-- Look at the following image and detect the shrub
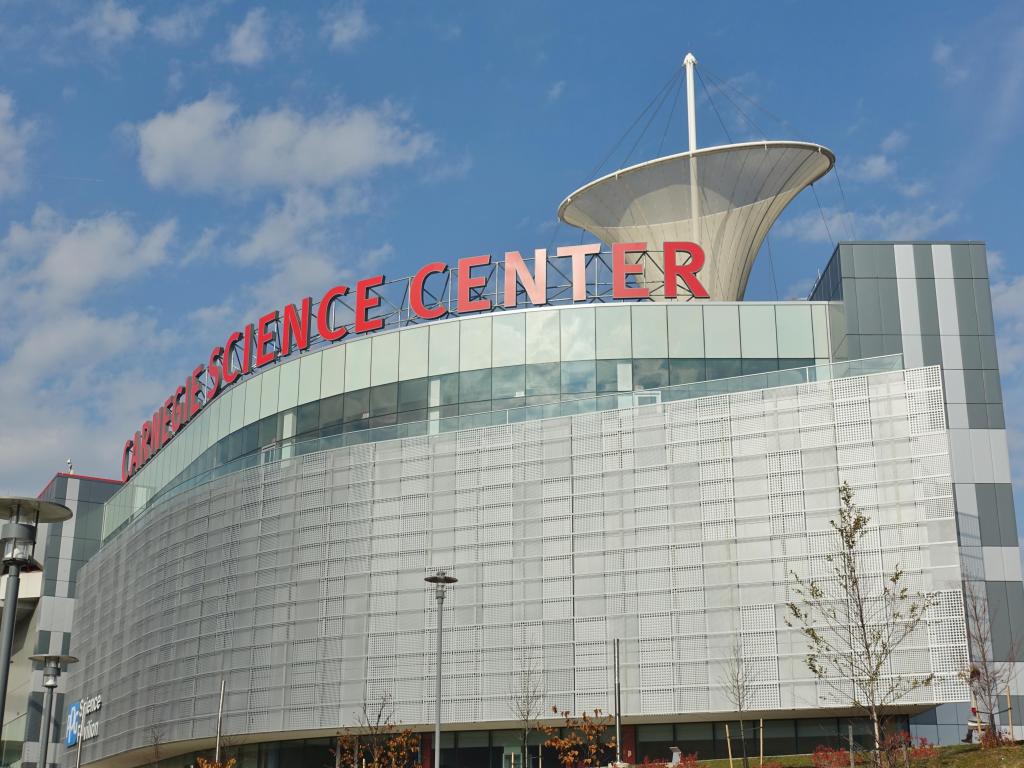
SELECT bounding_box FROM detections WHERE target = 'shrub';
[812,744,851,768]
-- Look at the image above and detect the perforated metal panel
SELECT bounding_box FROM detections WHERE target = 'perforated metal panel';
[67,366,966,763]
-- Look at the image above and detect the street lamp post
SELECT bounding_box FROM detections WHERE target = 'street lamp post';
[424,571,457,768]
[28,654,77,768]
[0,498,72,748]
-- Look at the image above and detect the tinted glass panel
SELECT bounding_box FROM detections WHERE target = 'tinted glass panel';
[343,389,370,423]
[398,379,428,412]
[561,360,596,394]
[670,358,706,385]
[633,358,668,389]
[460,370,491,402]
[492,365,526,399]
[319,394,343,428]
[526,363,560,396]
[369,382,398,417]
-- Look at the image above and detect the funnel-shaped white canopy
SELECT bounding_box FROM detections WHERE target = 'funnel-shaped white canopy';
[558,141,835,301]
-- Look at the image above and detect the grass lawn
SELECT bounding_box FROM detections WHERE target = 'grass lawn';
[692,743,1024,766]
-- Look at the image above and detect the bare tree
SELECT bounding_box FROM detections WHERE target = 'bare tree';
[329,695,421,768]
[786,482,936,767]
[147,724,164,768]
[719,637,752,768]
[508,648,546,768]
[961,579,1020,745]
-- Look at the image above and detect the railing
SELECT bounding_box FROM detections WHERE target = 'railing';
[115,354,904,537]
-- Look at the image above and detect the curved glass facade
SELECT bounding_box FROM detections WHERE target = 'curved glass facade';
[104,302,832,538]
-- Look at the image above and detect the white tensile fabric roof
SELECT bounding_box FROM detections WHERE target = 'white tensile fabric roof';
[557,141,835,301]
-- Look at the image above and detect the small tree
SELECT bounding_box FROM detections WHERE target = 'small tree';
[961,579,1020,746]
[719,637,753,768]
[541,707,615,768]
[147,724,164,768]
[508,648,546,768]
[197,758,237,768]
[786,482,936,766]
[329,695,421,768]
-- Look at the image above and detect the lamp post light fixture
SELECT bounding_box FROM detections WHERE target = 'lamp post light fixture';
[424,570,457,768]
[0,498,72,747]
[28,653,77,768]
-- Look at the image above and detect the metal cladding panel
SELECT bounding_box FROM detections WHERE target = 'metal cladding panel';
[68,366,967,763]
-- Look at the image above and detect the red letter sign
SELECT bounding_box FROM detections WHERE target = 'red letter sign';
[663,241,709,299]
[317,285,350,342]
[255,311,278,367]
[457,255,492,313]
[612,242,649,299]
[410,262,448,320]
[355,275,385,333]
[556,244,599,301]
[281,298,312,355]
[503,249,547,308]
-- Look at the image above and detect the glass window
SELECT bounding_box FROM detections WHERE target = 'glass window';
[256,413,276,446]
[631,305,668,357]
[740,305,778,357]
[398,326,429,380]
[343,389,370,423]
[320,344,346,397]
[706,358,743,380]
[369,382,398,417]
[811,304,831,359]
[319,394,343,429]
[398,378,428,412]
[492,365,526,399]
[459,317,492,370]
[670,358,706,385]
[526,363,560,396]
[633,359,668,390]
[525,310,560,363]
[561,360,596,394]
[298,353,322,405]
[428,321,460,375]
[703,305,741,357]
[344,338,372,391]
[242,377,262,426]
[459,369,491,402]
[762,719,796,757]
[370,332,400,385]
[597,359,632,392]
[560,307,596,361]
[774,305,813,358]
[667,304,705,357]
[492,313,526,367]
[240,423,259,455]
[260,368,280,417]
[295,402,319,437]
[277,359,300,410]
[796,718,840,753]
[429,374,460,406]
[595,305,632,359]
[742,358,778,375]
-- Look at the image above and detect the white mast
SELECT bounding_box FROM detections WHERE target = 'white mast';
[683,52,700,244]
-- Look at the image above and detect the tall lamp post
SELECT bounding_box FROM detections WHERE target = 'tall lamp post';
[28,654,77,768]
[424,571,457,768]
[0,498,72,750]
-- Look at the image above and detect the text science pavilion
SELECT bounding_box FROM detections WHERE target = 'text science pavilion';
[63,55,1024,767]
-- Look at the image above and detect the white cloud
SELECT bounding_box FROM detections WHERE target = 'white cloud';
[219,8,269,66]
[880,129,909,153]
[846,154,894,182]
[322,4,371,50]
[774,205,958,244]
[0,93,33,198]
[547,81,566,102]
[150,3,217,44]
[72,0,139,51]
[134,94,434,193]
[933,40,969,85]
[421,152,473,183]
[898,181,927,199]
[0,207,180,494]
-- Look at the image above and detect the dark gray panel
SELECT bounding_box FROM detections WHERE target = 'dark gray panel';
[875,243,897,278]
[915,279,941,335]
[980,336,999,369]
[960,337,983,370]
[1006,582,1024,661]
[967,404,989,429]
[977,484,1001,546]
[921,336,943,366]
[879,279,902,334]
[974,281,996,335]
[970,243,989,279]
[985,581,1013,661]
[951,244,973,278]
[954,279,980,335]
[963,371,987,404]
[983,370,1003,404]
[987,405,1005,429]
[995,484,1018,543]
[913,245,935,278]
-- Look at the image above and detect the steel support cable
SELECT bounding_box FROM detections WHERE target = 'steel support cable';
[703,62,859,243]
[657,72,685,156]
[810,182,835,249]
[622,68,684,166]
[696,67,734,145]
[699,67,766,140]
[584,64,684,181]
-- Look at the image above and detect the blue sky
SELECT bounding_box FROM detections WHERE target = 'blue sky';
[1,1,1023,529]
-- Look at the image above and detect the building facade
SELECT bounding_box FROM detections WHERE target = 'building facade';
[58,240,1024,768]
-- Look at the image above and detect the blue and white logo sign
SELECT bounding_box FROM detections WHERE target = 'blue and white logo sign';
[65,700,81,747]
